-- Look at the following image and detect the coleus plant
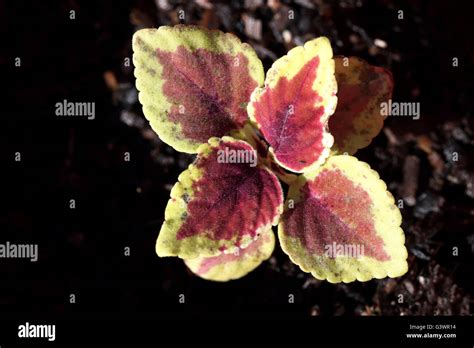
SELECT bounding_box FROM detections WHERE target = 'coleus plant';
[132,25,408,283]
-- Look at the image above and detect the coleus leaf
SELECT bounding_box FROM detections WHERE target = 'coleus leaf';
[132,25,264,153]
[247,37,338,173]
[329,57,393,155]
[184,228,275,282]
[156,137,283,259]
[278,155,408,283]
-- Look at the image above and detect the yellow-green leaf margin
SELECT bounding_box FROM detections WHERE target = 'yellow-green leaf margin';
[184,228,275,282]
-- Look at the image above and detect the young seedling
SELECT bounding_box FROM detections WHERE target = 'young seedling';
[132,25,408,283]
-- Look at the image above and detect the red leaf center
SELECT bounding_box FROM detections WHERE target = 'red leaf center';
[283,169,390,261]
[156,46,258,142]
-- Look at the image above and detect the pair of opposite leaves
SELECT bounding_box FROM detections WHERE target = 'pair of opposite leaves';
[133,25,408,283]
